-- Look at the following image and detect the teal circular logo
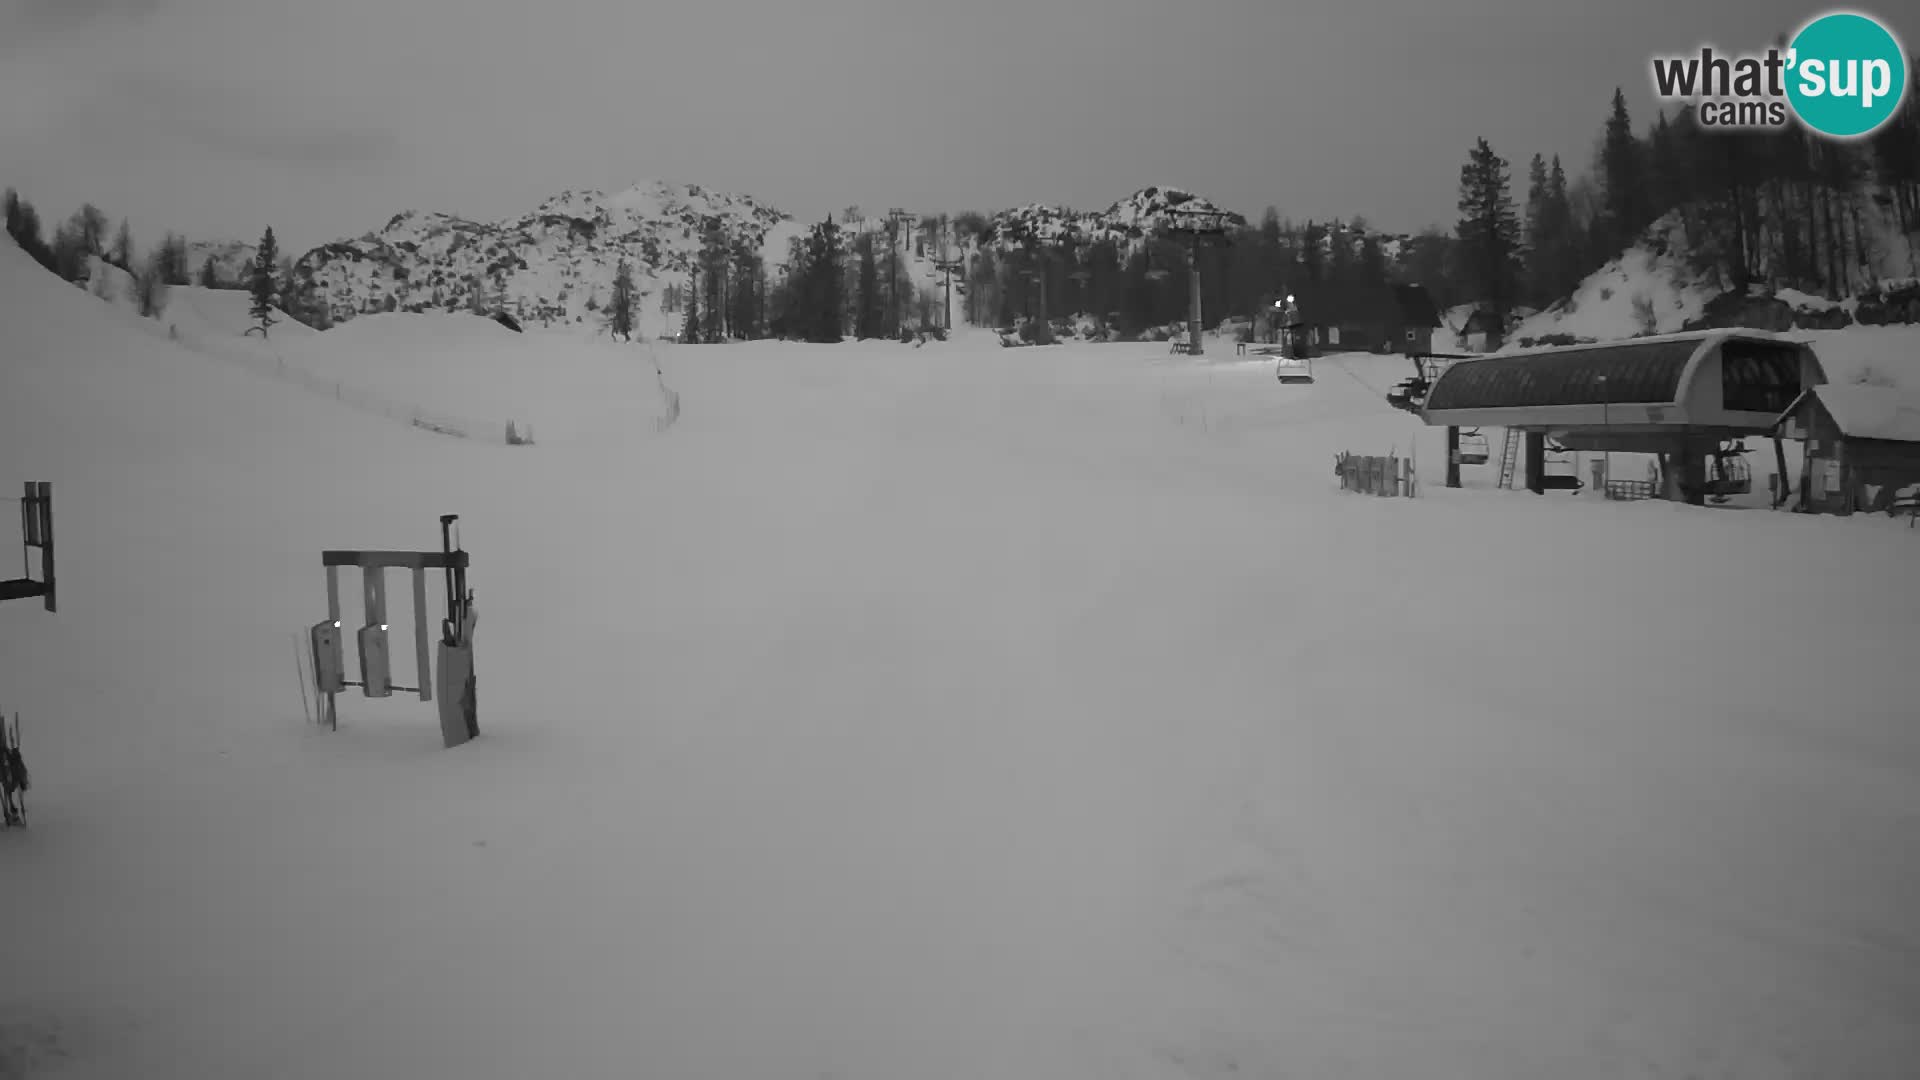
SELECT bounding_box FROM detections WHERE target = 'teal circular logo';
[1786,11,1908,138]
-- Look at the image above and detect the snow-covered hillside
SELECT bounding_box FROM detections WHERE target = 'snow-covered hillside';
[1513,206,1920,347]
[5,229,1920,1078]
[1509,217,1723,343]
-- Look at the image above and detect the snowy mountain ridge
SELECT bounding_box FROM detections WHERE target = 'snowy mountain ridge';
[282,179,799,339]
[191,182,1424,338]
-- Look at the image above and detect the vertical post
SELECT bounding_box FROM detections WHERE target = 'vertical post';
[323,564,341,729]
[1187,242,1204,357]
[1681,443,1708,507]
[17,483,29,581]
[1445,426,1462,489]
[362,566,387,628]
[440,515,458,635]
[1772,436,1791,509]
[34,483,53,613]
[412,567,432,703]
[1525,432,1546,494]
[1598,374,1611,488]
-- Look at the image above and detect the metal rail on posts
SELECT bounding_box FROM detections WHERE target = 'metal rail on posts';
[310,514,478,748]
[1,483,54,612]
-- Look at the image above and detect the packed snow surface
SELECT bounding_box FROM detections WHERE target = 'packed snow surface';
[3,239,1918,1079]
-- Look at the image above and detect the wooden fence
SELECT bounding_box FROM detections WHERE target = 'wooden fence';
[1335,451,1417,498]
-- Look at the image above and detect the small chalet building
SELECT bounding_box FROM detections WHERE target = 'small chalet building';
[1290,282,1442,356]
[1459,308,1506,352]
[1774,384,1920,515]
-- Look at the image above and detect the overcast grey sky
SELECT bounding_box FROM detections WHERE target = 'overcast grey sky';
[0,0,1885,253]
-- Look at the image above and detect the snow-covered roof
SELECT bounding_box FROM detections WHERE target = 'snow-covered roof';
[1808,384,1920,442]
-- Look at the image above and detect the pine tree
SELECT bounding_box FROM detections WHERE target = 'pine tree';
[1456,137,1524,340]
[806,217,845,343]
[1522,153,1553,306]
[72,205,107,259]
[681,265,701,343]
[968,247,997,327]
[200,256,219,288]
[1357,234,1388,286]
[2,189,54,272]
[606,258,638,341]
[132,243,170,319]
[1400,228,1457,310]
[50,222,86,281]
[1872,75,1920,233]
[111,219,133,270]
[729,241,764,339]
[246,227,280,338]
[1688,125,1766,293]
[1599,88,1651,254]
[1540,156,1582,302]
[855,232,881,339]
[1646,110,1689,224]
[1325,218,1353,285]
[1298,220,1326,284]
[157,233,187,285]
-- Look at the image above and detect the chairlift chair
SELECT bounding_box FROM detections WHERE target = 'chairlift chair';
[1275,353,1314,384]
[1702,443,1753,503]
[1457,429,1490,466]
[1540,441,1584,491]
[1386,376,1429,413]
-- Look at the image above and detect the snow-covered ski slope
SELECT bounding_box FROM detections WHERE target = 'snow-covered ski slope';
[3,238,1918,1079]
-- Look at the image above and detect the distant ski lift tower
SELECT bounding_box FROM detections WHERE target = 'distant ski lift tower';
[1163,206,1233,356]
[935,258,964,331]
[934,214,962,331]
[887,208,911,337]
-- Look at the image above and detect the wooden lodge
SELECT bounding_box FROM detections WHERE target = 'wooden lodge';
[1283,282,1443,357]
[1774,384,1920,516]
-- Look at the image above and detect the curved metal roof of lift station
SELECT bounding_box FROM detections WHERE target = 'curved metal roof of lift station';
[1416,329,1828,438]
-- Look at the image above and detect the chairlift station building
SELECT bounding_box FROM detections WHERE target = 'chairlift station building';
[1401,329,1827,504]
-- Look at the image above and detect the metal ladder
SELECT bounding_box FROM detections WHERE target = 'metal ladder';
[1496,428,1520,490]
